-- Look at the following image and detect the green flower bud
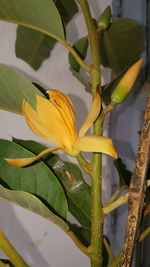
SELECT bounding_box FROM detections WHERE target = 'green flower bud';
[98,5,111,31]
[111,59,143,104]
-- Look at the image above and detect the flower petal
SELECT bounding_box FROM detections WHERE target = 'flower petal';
[47,90,77,140]
[79,89,101,137]
[36,96,73,149]
[23,100,62,145]
[73,135,118,159]
[4,146,61,167]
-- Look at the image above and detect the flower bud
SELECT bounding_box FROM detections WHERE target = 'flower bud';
[111,59,143,104]
[98,5,111,31]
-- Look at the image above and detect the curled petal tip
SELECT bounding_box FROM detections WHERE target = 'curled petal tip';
[4,157,34,167]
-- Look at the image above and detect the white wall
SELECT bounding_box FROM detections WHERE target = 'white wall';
[0,1,112,266]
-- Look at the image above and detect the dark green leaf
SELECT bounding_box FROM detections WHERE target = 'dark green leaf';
[0,64,45,114]
[114,158,132,186]
[100,18,144,74]
[16,27,56,70]
[69,37,89,72]
[0,185,69,231]
[54,0,78,25]
[14,139,91,229]
[15,0,78,70]
[0,0,65,40]
[0,140,68,219]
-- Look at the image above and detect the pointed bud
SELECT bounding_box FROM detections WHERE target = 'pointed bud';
[111,59,143,104]
[98,5,111,31]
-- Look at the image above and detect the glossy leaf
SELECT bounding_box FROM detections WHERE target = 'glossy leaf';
[69,37,89,72]
[114,158,132,187]
[0,0,65,40]
[0,65,45,114]
[14,139,91,229]
[0,140,68,219]
[0,185,69,231]
[15,0,78,70]
[100,18,144,74]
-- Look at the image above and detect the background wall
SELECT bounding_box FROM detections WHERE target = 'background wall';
[0,1,112,266]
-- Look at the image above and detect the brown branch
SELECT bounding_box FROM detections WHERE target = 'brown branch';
[119,90,150,267]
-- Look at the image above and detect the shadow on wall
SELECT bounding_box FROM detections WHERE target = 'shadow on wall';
[0,200,51,267]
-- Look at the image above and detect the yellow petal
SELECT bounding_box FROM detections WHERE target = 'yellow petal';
[79,89,101,137]
[4,146,61,167]
[47,90,77,140]
[36,96,73,149]
[23,100,62,145]
[73,135,118,159]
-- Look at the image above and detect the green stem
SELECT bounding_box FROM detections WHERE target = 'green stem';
[0,19,90,74]
[67,231,89,256]
[76,153,92,175]
[103,237,115,262]
[103,193,129,215]
[138,226,150,243]
[0,229,29,267]
[77,1,103,266]
[108,252,122,267]
[105,186,128,206]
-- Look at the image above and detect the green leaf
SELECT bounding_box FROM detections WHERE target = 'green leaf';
[100,18,144,74]
[0,0,65,40]
[54,0,78,25]
[0,140,68,219]
[0,64,45,114]
[14,139,91,229]
[15,0,78,70]
[69,37,89,72]
[0,185,69,232]
[16,27,56,70]
[114,158,132,187]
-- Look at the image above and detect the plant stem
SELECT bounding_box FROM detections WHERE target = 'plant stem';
[109,252,122,267]
[76,153,92,175]
[0,229,29,267]
[105,185,128,206]
[77,1,103,266]
[103,237,115,262]
[67,231,89,256]
[103,193,129,215]
[0,19,90,74]
[138,226,150,243]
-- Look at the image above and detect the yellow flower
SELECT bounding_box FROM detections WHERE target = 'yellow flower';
[5,89,117,167]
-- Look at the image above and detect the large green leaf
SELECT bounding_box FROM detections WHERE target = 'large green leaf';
[14,139,91,229]
[0,0,65,40]
[15,0,78,70]
[16,27,56,70]
[0,64,44,114]
[0,185,69,232]
[69,37,89,72]
[100,18,144,74]
[0,140,68,219]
